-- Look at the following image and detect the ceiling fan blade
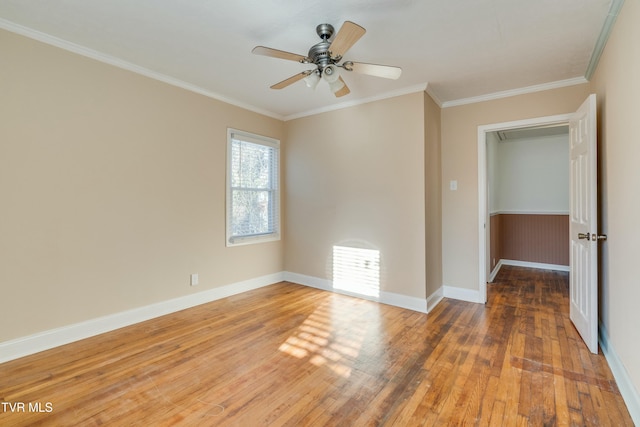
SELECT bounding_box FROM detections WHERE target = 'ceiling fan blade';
[252,46,310,63]
[270,70,314,90]
[334,77,350,98]
[329,21,365,59]
[343,61,402,80]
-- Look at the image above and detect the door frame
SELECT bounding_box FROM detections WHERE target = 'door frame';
[477,113,571,303]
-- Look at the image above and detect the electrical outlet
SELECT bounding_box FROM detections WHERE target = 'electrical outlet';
[190,273,199,286]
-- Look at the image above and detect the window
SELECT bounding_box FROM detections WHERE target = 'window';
[226,129,280,246]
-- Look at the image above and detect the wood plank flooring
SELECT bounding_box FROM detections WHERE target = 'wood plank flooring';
[0,266,633,425]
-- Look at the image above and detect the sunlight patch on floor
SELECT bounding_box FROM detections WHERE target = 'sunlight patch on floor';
[278,297,376,378]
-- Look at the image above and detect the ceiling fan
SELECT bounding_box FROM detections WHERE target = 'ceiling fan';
[252,21,402,97]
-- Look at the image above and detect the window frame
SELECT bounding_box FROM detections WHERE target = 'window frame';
[226,128,281,247]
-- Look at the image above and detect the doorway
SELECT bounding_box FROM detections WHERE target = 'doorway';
[487,124,570,280]
[477,114,572,303]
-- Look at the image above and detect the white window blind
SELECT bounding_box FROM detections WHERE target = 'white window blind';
[226,129,280,246]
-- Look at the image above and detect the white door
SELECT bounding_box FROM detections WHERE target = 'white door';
[569,94,600,354]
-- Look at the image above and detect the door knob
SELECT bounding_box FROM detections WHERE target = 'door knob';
[593,234,607,241]
[578,233,590,240]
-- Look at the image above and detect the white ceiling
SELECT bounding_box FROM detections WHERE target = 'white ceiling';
[0,0,614,119]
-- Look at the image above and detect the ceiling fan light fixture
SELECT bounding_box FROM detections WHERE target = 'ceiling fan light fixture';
[322,65,345,93]
[322,65,340,83]
[304,71,320,89]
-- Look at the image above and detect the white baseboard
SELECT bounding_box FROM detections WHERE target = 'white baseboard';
[426,287,444,312]
[490,210,570,215]
[488,264,501,283]
[283,271,427,313]
[498,259,569,272]
[599,323,640,425]
[0,272,284,364]
[489,259,569,283]
[442,285,483,303]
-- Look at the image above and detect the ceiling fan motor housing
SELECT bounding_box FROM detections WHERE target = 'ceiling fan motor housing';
[316,23,335,40]
[308,41,332,69]
[309,24,339,73]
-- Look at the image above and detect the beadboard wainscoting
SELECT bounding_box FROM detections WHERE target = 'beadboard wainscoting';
[489,212,569,273]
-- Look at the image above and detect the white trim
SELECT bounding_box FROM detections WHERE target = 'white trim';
[426,287,444,312]
[599,322,640,425]
[478,114,572,134]
[478,113,572,306]
[488,264,502,283]
[443,285,483,304]
[0,18,284,121]
[442,77,588,108]
[283,271,428,313]
[499,259,569,272]
[283,83,429,121]
[284,271,329,291]
[425,84,444,107]
[585,0,625,80]
[478,125,489,303]
[228,128,279,148]
[490,210,570,216]
[0,273,283,364]
[379,290,427,313]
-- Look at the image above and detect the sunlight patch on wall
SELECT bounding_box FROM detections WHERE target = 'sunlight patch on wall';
[332,245,381,298]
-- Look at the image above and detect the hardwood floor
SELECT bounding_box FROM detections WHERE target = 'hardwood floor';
[0,266,633,426]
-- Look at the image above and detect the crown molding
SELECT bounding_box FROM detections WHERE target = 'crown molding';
[441,77,589,108]
[585,0,624,80]
[284,83,429,121]
[425,84,444,107]
[0,18,285,121]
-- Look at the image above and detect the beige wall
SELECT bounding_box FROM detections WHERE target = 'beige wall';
[284,92,426,299]
[0,30,284,341]
[424,94,442,297]
[589,0,640,397]
[440,84,591,290]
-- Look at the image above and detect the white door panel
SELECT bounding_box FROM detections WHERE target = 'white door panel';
[569,94,598,354]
